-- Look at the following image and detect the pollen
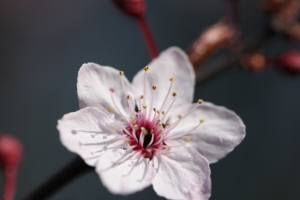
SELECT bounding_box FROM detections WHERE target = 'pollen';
[141,127,149,135]
[119,71,124,76]
[133,124,139,130]
[143,104,147,109]
[198,99,203,104]
[152,85,157,90]
[172,92,177,97]
[170,77,174,82]
[178,115,182,119]
[200,119,205,123]
[184,136,191,142]
[108,107,114,113]
[144,66,149,71]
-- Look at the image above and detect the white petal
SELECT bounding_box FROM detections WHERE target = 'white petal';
[132,47,195,116]
[152,147,211,200]
[168,102,246,163]
[57,107,124,166]
[96,150,155,195]
[77,63,133,118]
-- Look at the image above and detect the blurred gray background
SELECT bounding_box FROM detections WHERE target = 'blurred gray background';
[0,0,300,199]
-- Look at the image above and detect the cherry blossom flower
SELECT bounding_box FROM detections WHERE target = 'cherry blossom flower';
[57,47,246,199]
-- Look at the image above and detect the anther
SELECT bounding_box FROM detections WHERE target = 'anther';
[108,107,114,113]
[127,95,130,99]
[141,127,149,135]
[152,85,157,90]
[140,95,144,99]
[178,115,182,119]
[143,104,147,109]
[200,119,205,123]
[120,117,125,122]
[184,137,191,142]
[198,99,203,104]
[150,130,154,134]
[119,71,124,76]
[144,66,149,71]
[157,119,161,124]
[172,92,177,97]
[133,124,139,130]
[170,77,174,82]
[162,111,165,115]
[153,108,156,112]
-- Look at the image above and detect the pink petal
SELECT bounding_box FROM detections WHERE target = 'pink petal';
[132,47,195,115]
[168,102,246,163]
[152,147,211,200]
[96,149,155,195]
[77,63,133,118]
[57,107,123,166]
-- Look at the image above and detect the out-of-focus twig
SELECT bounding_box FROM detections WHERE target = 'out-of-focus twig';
[196,24,275,85]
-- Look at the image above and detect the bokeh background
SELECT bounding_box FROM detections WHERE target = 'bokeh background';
[0,0,300,199]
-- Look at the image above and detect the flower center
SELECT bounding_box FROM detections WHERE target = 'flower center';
[107,66,204,159]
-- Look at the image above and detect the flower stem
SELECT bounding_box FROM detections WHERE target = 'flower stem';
[3,166,17,200]
[136,17,159,59]
[23,156,93,200]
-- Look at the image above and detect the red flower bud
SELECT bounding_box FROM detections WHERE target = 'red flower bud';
[277,50,300,73]
[0,134,23,168]
[113,0,146,18]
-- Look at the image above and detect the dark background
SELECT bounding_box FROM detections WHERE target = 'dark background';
[0,0,300,199]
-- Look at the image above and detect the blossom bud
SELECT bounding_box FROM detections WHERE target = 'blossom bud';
[241,51,267,72]
[112,0,146,18]
[276,50,300,73]
[0,134,23,168]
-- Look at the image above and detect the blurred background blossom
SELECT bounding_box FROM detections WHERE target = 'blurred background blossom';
[0,0,300,199]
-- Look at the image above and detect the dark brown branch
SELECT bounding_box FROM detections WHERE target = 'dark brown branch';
[23,156,93,200]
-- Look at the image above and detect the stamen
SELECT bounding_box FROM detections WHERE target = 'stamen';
[166,119,204,140]
[119,71,124,76]
[148,85,157,119]
[161,92,177,122]
[159,78,174,112]
[163,100,204,136]
[142,67,149,109]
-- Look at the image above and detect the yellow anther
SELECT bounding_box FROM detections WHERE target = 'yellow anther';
[170,77,174,82]
[153,108,156,112]
[119,71,124,76]
[184,136,191,142]
[172,92,177,97]
[166,121,170,126]
[166,147,171,151]
[198,99,203,104]
[157,119,161,124]
[133,124,139,130]
[141,127,149,135]
[140,95,144,99]
[152,85,157,90]
[131,119,136,124]
[130,115,135,119]
[144,66,149,71]
[200,119,205,123]
[162,111,165,115]
[178,115,182,119]
[158,122,163,126]
[108,107,114,113]
[143,104,147,109]
[120,117,125,122]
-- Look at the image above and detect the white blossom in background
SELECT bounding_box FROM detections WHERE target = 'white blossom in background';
[57,47,246,199]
